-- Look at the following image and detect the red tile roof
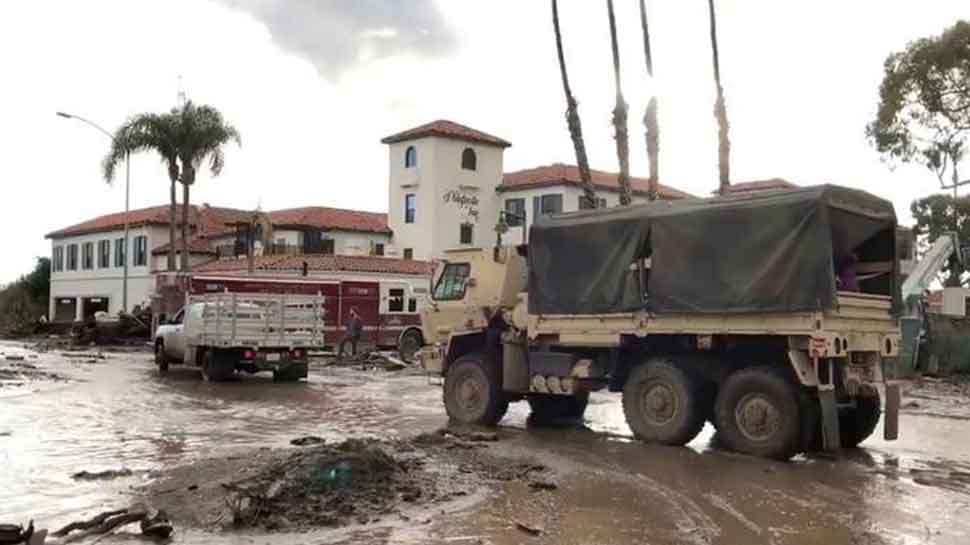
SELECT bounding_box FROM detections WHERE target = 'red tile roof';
[500,163,694,200]
[269,207,391,234]
[46,205,179,238]
[152,238,215,255]
[381,120,512,148]
[724,178,797,193]
[194,254,433,276]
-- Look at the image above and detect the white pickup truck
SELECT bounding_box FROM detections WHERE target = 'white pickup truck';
[154,293,326,382]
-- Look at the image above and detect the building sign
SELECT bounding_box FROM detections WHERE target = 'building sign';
[442,189,479,222]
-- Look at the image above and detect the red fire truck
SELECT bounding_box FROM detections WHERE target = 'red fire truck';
[174,274,426,357]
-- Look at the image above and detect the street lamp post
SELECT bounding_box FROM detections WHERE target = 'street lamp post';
[56,111,131,314]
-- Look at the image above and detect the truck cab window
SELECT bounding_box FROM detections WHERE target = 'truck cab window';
[171,309,185,325]
[388,288,405,312]
[433,263,471,300]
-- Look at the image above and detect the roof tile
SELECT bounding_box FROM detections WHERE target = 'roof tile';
[381,120,511,148]
[194,254,433,276]
[268,207,390,234]
[500,163,694,199]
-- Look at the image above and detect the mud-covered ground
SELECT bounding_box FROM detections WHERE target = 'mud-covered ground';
[2,339,970,545]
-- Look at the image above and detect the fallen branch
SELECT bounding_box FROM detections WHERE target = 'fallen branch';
[49,508,172,542]
[52,510,129,537]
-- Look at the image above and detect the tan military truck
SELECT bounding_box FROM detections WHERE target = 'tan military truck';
[417,185,901,460]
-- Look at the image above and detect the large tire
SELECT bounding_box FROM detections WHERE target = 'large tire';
[443,353,508,426]
[154,341,169,374]
[714,366,803,460]
[622,359,707,446]
[398,329,423,363]
[201,350,235,382]
[840,390,881,448]
[528,392,590,425]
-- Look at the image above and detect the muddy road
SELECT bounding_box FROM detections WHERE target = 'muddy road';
[2,340,970,544]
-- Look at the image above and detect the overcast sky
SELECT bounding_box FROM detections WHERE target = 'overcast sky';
[1,0,968,284]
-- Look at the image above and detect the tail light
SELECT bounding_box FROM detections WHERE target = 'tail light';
[290,348,305,360]
[243,350,256,360]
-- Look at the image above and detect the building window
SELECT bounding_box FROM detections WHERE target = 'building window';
[461,148,477,171]
[533,194,563,218]
[321,238,335,255]
[405,146,417,168]
[133,235,147,266]
[98,240,110,268]
[81,242,94,270]
[432,263,471,300]
[53,246,64,272]
[67,244,78,270]
[504,198,525,226]
[388,288,405,312]
[578,196,608,210]
[374,242,385,256]
[403,248,413,260]
[460,223,473,245]
[114,238,125,267]
[405,193,416,224]
[407,298,417,312]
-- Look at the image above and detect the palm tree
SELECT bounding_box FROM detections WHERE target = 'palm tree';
[708,0,731,194]
[171,101,241,271]
[607,0,633,206]
[103,113,180,271]
[552,0,597,209]
[639,0,660,201]
[103,102,240,272]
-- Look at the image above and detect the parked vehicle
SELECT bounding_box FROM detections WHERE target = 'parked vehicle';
[417,185,902,460]
[178,274,425,360]
[154,292,325,381]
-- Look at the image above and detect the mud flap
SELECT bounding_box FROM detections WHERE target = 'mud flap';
[818,387,841,451]
[883,382,900,440]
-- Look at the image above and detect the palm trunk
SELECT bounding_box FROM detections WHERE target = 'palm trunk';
[552,0,597,209]
[708,0,731,195]
[607,0,632,206]
[181,182,191,272]
[639,0,660,201]
[167,178,177,272]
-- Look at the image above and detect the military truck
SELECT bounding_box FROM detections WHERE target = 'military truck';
[417,185,901,460]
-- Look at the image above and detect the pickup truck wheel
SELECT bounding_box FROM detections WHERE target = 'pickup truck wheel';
[623,359,706,446]
[398,329,423,363]
[840,389,881,448]
[154,341,169,374]
[528,392,589,425]
[714,366,802,460]
[443,353,508,426]
[202,350,235,383]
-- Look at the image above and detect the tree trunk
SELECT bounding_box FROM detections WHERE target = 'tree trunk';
[552,0,597,209]
[607,0,632,206]
[181,181,191,272]
[708,0,731,195]
[639,0,660,201]
[167,177,177,272]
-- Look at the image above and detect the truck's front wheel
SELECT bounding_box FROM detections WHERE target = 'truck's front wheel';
[714,366,803,460]
[443,353,508,426]
[622,359,707,446]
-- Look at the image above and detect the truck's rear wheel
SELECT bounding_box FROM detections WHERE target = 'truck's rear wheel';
[840,389,881,448]
[623,359,707,446]
[443,353,508,426]
[398,329,423,363]
[154,341,169,374]
[528,392,589,425]
[202,350,235,382]
[714,366,803,460]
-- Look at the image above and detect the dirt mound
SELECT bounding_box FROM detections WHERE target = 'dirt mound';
[144,430,548,533]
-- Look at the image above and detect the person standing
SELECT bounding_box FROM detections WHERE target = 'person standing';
[338,307,363,359]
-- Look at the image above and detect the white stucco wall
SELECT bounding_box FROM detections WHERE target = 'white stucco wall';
[49,225,156,319]
[387,136,504,260]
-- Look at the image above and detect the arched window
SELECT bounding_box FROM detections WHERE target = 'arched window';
[405,146,417,168]
[461,147,477,171]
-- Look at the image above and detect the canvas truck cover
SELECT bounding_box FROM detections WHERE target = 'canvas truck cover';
[528,185,899,315]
